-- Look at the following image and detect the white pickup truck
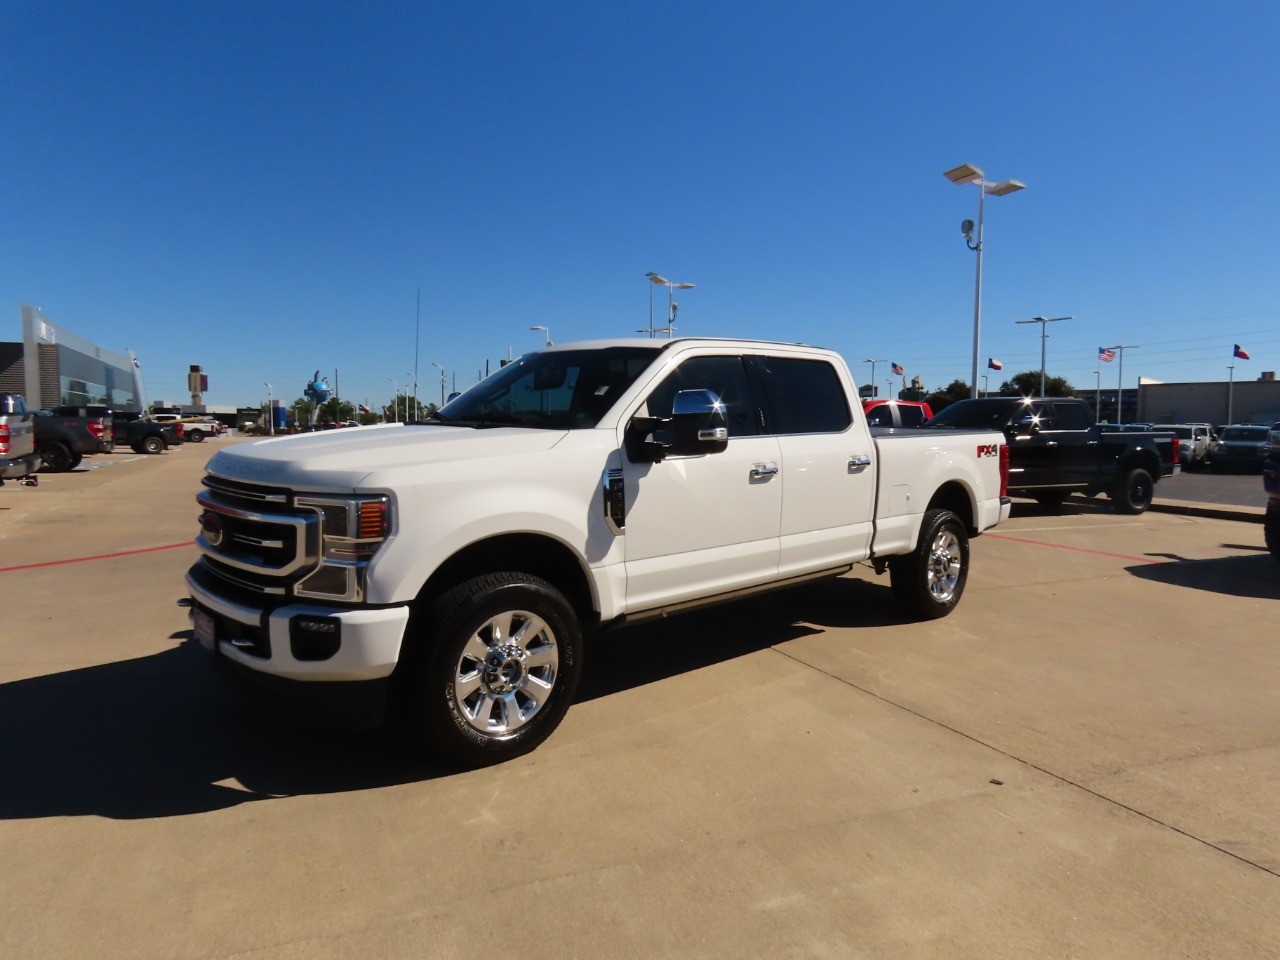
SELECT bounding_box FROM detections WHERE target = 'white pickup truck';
[187,339,1011,766]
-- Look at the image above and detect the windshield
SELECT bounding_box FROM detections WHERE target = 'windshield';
[924,398,1024,430]
[430,346,660,430]
[1222,427,1267,441]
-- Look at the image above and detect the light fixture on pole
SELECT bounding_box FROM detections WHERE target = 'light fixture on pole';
[388,377,398,423]
[1104,345,1138,424]
[1015,315,1072,396]
[647,274,695,338]
[431,361,445,406]
[863,358,886,399]
[264,382,273,436]
[530,325,552,347]
[945,163,1027,399]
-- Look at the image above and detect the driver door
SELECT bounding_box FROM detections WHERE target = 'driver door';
[620,354,783,612]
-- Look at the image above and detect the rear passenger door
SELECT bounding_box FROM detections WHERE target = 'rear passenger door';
[752,354,877,577]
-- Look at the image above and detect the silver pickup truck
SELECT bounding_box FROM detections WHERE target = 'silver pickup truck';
[0,393,39,487]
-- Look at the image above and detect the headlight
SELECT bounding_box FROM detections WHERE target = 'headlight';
[293,494,391,601]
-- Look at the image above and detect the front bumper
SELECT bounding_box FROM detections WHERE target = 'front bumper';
[185,565,410,682]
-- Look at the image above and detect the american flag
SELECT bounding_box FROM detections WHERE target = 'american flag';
[891,362,905,376]
[1099,346,1116,363]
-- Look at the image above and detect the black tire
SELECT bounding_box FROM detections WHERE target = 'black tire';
[188,430,205,442]
[1110,467,1154,514]
[399,572,583,768]
[1266,503,1280,564]
[67,453,83,470]
[36,440,73,473]
[889,509,969,620]
[1033,491,1067,510]
[142,435,165,455]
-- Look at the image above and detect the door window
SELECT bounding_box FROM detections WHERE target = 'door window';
[642,356,761,437]
[755,357,852,435]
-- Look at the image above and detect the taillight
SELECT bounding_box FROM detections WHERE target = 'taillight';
[999,444,1010,498]
[0,424,9,455]
[176,424,184,438]
[88,420,106,440]
[1170,437,1180,466]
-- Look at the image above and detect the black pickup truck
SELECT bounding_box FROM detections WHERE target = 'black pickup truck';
[923,396,1179,514]
[33,406,115,472]
[112,412,185,454]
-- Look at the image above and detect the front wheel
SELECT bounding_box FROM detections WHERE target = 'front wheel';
[142,436,165,455]
[889,509,969,620]
[399,572,583,768]
[1110,467,1154,514]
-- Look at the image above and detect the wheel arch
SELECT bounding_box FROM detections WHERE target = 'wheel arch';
[413,533,597,626]
[925,480,977,534]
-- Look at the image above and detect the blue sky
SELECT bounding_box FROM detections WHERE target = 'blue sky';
[4,1,1279,409]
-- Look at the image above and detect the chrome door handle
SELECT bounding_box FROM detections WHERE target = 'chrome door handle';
[750,463,779,480]
[848,455,872,469]
[1045,441,1058,447]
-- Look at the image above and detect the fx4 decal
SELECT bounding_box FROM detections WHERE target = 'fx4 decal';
[976,443,1000,458]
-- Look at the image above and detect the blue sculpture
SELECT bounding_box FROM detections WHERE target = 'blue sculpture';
[303,372,332,427]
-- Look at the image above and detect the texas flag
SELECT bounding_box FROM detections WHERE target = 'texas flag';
[1234,344,1251,360]
[988,358,1003,370]
[891,362,905,376]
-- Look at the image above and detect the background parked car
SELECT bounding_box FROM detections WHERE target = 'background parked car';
[1149,423,1211,470]
[33,406,114,471]
[862,399,934,428]
[0,392,39,485]
[1211,424,1269,472]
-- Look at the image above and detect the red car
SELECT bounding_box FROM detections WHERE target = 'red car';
[862,399,934,428]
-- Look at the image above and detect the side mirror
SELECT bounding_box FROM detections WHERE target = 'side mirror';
[626,389,729,462]
[667,389,729,456]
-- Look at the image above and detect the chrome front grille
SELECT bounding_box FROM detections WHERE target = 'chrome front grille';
[196,475,321,594]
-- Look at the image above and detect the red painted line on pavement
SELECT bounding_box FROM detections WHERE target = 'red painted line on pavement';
[0,541,193,573]
[985,532,1166,565]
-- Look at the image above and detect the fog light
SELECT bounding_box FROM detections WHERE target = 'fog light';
[289,615,342,661]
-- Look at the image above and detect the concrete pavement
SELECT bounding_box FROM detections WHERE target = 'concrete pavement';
[0,439,1276,958]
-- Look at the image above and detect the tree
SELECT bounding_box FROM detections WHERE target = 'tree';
[998,371,1075,397]
[924,379,972,414]
[386,393,433,422]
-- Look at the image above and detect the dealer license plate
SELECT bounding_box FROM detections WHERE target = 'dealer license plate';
[192,607,217,652]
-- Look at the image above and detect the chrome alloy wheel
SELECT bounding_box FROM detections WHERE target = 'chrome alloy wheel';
[926,528,963,603]
[453,610,559,737]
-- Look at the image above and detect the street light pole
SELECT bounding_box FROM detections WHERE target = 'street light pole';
[945,164,1027,399]
[1015,315,1072,395]
[1227,364,1236,424]
[530,325,552,347]
[647,274,695,338]
[264,382,273,435]
[1094,370,1101,420]
[431,361,445,406]
[388,377,398,422]
[405,371,417,420]
[863,358,885,399]
[1106,345,1138,424]
[981,375,989,397]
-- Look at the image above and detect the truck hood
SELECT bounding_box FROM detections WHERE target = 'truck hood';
[206,424,568,491]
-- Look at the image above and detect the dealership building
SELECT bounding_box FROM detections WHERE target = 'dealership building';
[0,305,144,412]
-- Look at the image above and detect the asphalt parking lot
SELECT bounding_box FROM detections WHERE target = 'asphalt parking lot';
[1,440,1277,959]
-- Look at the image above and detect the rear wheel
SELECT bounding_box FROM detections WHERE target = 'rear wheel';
[36,441,73,472]
[399,572,583,768]
[889,509,969,620]
[142,436,165,455]
[67,453,83,470]
[187,429,205,442]
[1266,503,1280,564]
[1110,467,1154,514]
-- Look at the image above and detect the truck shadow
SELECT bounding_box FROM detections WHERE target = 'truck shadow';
[1126,552,1280,600]
[0,577,903,821]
